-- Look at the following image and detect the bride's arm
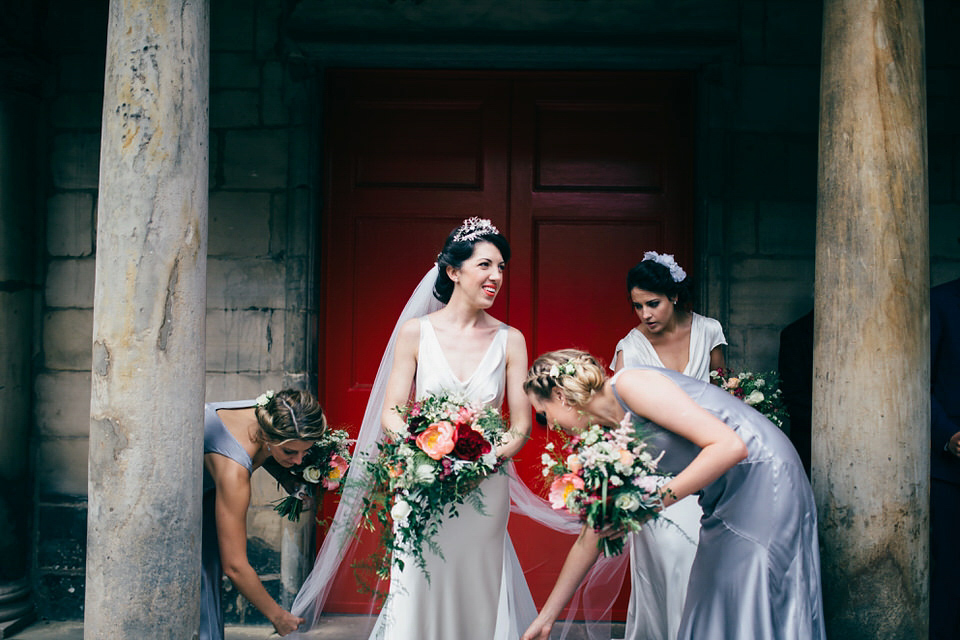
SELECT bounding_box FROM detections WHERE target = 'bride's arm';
[498,327,531,459]
[615,369,747,506]
[380,318,420,439]
[521,525,603,640]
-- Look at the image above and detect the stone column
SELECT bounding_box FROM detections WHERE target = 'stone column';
[85,1,209,638]
[814,0,929,637]
[0,89,40,636]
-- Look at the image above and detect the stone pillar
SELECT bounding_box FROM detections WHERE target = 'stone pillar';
[85,1,209,638]
[814,0,929,637]
[0,89,40,636]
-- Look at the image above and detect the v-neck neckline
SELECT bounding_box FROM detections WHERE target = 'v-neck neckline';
[423,317,504,385]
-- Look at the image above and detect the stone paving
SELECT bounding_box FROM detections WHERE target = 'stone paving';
[10,617,611,639]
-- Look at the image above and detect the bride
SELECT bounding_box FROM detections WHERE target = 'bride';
[289,218,537,639]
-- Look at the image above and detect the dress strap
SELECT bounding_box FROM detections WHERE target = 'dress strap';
[608,369,633,414]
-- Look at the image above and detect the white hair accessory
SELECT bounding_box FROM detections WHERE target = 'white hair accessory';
[453,217,499,243]
[255,390,275,407]
[643,251,687,282]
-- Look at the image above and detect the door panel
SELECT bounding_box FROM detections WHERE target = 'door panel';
[320,70,694,618]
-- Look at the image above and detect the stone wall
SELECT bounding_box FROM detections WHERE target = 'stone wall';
[22,0,960,622]
[33,0,317,621]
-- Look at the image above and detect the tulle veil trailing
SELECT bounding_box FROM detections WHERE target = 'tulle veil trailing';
[288,265,631,640]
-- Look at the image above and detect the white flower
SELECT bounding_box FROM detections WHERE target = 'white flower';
[415,463,436,484]
[391,499,412,521]
[549,365,560,378]
[482,451,498,468]
[643,251,686,282]
[302,465,322,484]
[609,475,624,487]
[745,390,765,406]
[541,453,554,466]
[545,442,555,451]
[614,492,641,512]
[255,390,275,407]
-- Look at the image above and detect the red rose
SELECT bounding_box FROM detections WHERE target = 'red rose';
[453,423,492,461]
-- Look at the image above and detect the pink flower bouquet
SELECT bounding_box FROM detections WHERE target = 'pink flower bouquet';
[364,393,507,577]
[541,417,671,556]
[271,428,353,522]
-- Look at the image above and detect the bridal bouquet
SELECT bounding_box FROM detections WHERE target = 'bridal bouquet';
[272,428,352,522]
[709,368,790,429]
[541,416,669,557]
[363,393,506,577]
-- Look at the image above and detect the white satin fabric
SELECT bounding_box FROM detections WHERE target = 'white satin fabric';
[370,318,536,639]
[612,312,726,640]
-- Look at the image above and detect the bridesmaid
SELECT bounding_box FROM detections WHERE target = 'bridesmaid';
[611,251,726,640]
[521,350,824,640]
[201,389,327,639]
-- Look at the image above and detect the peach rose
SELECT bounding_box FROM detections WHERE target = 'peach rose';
[322,454,349,490]
[566,454,583,474]
[415,421,458,460]
[619,449,635,467]
[548,473,585,510]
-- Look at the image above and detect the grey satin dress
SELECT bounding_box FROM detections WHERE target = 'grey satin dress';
[611,367,825,640]
[201,400,256,640]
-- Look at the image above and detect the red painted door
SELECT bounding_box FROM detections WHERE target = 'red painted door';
[319,70,694,617]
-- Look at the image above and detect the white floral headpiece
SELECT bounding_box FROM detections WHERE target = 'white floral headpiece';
[549,361,577,379]
[255,390,275,408]
[643,251,686,283]
[453,217,499,243]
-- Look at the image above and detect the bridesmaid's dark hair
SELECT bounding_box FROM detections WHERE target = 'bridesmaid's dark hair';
[254,389,327,443]
[434,219,511,304]
[626,258,691,308]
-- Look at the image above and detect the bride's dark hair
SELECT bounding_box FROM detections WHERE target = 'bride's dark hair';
[434,224,511,304]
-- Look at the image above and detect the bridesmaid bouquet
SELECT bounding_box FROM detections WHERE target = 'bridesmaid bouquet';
[541,416,669,557]
[710,368,790,429]
[271,428,352,522]
[363,393,506,577]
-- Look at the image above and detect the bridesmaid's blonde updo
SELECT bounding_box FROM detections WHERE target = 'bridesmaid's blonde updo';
[254,389,328,444]
[523,349,608,407]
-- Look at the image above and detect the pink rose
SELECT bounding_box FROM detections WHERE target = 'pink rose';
[454,405,477,428]
[322,454,349,490]
[548,473,585,510]
[415,421,458,460]
[633,475,660,496]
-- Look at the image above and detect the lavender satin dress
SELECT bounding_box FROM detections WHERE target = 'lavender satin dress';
[611,367,825,640]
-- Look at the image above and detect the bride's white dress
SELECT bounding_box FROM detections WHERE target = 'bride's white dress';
[370,317,534,640]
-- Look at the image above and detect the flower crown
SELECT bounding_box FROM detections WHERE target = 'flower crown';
[643,251,686,283]
[453,217,499,243]
[548,361,577,380]
[255,390,275,408]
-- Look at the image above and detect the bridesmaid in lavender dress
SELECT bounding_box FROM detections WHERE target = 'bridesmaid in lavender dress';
[522,350,824,640]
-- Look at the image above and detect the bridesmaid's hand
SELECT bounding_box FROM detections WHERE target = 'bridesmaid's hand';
[521,616,554,640]
[270,609,305,636]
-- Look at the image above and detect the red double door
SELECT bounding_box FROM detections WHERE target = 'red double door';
[320,70,694,616]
